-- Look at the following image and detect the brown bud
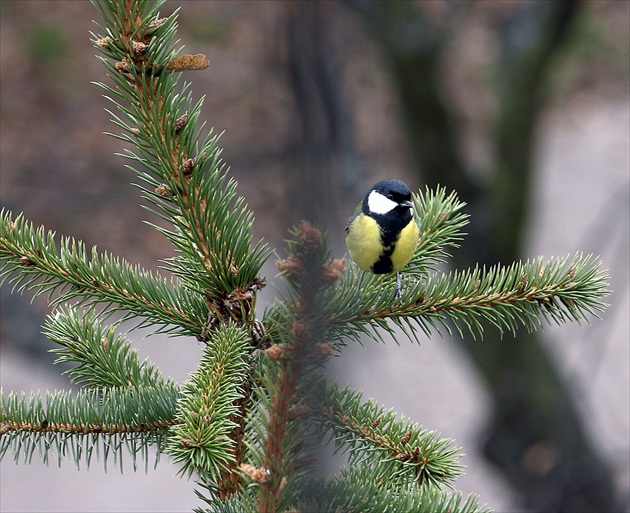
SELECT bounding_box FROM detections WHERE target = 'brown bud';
[228,286,253,301]
[182,157,195,174]
[95,36,112,48]
[132,41,147,55]
[148,17,168,30]
[276,255,303,278]
[115,57,131,73]
[167,54,209,72]
[155,184,170,197]
[314,342,332,358]
[295,220,322,248]
[240,463,269,484]
[265,344,286,361]
[291,319,309,342]
[322,258,346,283]
[175,114,188,133]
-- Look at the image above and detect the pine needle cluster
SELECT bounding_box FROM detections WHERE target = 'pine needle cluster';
[0,1,609,512]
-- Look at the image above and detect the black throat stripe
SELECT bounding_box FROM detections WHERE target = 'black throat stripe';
[371,244,395,274]
[367,205,412,275]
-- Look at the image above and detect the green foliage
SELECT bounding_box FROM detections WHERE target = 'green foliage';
[45,307,171,389]
[166,323,251,483]
[0,386,177,472]
[313,466,492,513]
[312,381,463,489]
[0,209,208,337]
[0,1,610,512]
[91,0,268,303]
[409,186,470,273]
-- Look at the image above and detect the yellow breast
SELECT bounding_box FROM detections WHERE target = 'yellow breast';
[346,215,383,272]
[346,215,419,273]
[390,219,419,271]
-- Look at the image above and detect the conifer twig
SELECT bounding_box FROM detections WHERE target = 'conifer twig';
[314,382,462,489]
[0,210,207,337]
[166,323,252,498]
[258,222,330,512]
[92,0,268,311]
[45,307,172,389]
[1,387,179,471]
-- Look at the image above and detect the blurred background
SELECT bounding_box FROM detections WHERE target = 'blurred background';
[1,1,628,512]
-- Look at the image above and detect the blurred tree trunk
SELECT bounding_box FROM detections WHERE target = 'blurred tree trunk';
[345,0,618,511]
[285,0,360,226]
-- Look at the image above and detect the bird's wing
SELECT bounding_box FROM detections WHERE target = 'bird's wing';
[345,200,364,233]
[344,214,357,233]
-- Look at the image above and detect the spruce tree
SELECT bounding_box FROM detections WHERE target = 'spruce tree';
[0,1,609,512]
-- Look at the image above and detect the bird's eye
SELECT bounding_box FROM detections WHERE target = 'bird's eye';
[387,194,394,200]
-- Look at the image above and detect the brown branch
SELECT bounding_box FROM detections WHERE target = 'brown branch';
[258,222,333,513]
[0,238,202,332]
[0,419,178,436]
[111,9,237,297]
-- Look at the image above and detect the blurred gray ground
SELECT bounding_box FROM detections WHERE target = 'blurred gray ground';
[1,97,628,512]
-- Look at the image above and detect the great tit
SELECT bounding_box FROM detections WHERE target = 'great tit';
[345,179,419,300]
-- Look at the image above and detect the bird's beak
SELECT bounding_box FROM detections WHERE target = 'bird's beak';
[399,200,413,209]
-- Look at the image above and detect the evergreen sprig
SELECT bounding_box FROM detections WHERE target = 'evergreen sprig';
[91,0,268,305]
[315,466,491,513]
[409,186,469,273]
[358,251,609,341]
[314,248,608,345]
[0,209,207,337]
[313,382,463,489]
[45,307,172,389]
[166,323,251,491]
[0,386,178,471]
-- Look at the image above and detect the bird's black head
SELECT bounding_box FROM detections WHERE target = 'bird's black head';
[361,179,414,245]
[362,179,413,217]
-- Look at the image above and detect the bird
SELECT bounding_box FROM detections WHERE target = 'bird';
[345,179,419,301]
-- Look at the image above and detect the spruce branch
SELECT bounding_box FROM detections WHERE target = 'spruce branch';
[409,185,470,274]
[45,307,173,389]
[0,209,207,337]
[256,221,342,513]
[358,251,609,341]
[166,323,252,498]
[91,0,269,309]
[316,467,491,513]
[0,386,178,471]
[312,382,463,489]
[314,250,608,345]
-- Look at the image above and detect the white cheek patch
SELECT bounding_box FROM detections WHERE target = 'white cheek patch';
[368,190,398,215]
